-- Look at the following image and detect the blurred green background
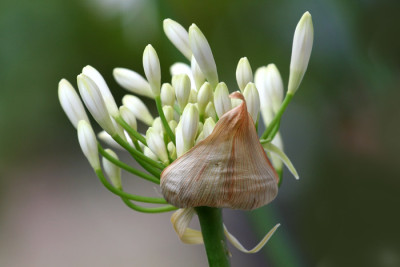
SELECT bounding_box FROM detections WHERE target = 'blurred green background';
[1,0,399,266]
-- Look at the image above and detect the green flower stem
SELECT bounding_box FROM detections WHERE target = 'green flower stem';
[195,207,230,267]
[98,144,159,184]
[112,135,165,170]
[94,169,167,204]
[114,116,147,146]
[155,96,175,144]
[121,197,177,213]
[261,93,294,140]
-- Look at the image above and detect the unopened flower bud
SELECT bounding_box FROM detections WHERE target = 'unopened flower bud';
[205,102,217,121]
[197,82,213,115]
[189,88,198,103]
[143,44,161,96]
[176,104,199,157]
[82,65,119,117]
[98,131,123,150]
[58,79,89,128]
[168,120,178,134]
[163,19,192,60]
[170,62,195,89]
[77,74,116,135]
[288,11,314,95]
[167,141,177,161]
[113,68,153,99]
[152,117,163,134]
[191,56,205,90]
[102,149,122,189]
[214,82,232,118]
[231,93,243,108]
[77,120,100,170]
[146,127,169,164]
[236,57,253,92]
[122,95,154,126]
[189,24,218,87]
[243,83,260,124]
[119,106,137,131]
[265,64,284,113]
[144,146,159,161]
[195,117,215,144]
[163,105,174,122]
[173,74,191,110]
[160,83,176,107]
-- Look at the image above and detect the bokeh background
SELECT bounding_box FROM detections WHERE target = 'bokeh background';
[1,0,399,266]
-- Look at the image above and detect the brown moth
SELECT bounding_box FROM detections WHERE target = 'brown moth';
[160,92,279,210]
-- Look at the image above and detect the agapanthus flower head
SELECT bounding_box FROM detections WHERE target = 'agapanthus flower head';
[59,11,312,258]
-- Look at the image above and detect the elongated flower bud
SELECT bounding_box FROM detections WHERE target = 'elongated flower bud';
[78,120,100,170]
[58,79,89,128]
[144,146,158,161]
[176,103,199,157]
[288,12,314,95]
[119,106,137,131]
[146,127,169,164]
[122,95,154,126]
[205,102,217,121]
[189,88,198,104]
[77,74,116,135]
[191,56,205,90]
[152,117,163,134]
[113,68,153,99]
[170,63,195,89]
[167,141,177,161]
[197,82,213,116]
[243,83,260,124]
[160,83,176,107]
[169,120,178,134]
[98,131,123,150]
[82,65,119,117]
[102,149,122,189]
[143,44,161,96]
[163,105,174,122]
[236,57,253,92]
[173,74,191,110]
[189,24,218,87]
[214,82,232,118]
[163,19,192,60]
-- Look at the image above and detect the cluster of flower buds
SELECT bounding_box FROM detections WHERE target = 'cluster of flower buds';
[59,11,313,252]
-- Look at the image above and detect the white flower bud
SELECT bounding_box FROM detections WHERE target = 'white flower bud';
[236,57,253,92]
[205,102,217,121]
[243,83,260,124]
[58,79,89,128]
[176,104,199,157]
[143,44,161,96]
[119,106,137,131]
[191,56,205,90]
[265,64,284,113]
[168,120,178,134]
[173,74,191,110]
[202,117,216,138]
[146,127,169,164]
[189,88,198,103]
[163,19,192,60]
[77,74,116,135]
[102,149,122,189]
[163,105,174,122]
[77,120,100,170]
[144,146,159,161]
[288,11,314,95]
[197,82,213,115]
[122,95,154,126]
[255,67,273,126]
[170,63,195,89]
[98,131,123,150]
[152,117,163,134]
[189,24,218,87]
[160,83,176,107]
[113,68,154,99]
[231,96,243,108]
[167,141,177,161]
[82,65,119,117]
[214,82,232,118]
[270,133,284,171]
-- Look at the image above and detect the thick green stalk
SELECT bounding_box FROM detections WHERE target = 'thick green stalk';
[261,93,294,140]
[195,207,230,267]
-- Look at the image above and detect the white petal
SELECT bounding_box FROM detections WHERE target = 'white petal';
[263,142,299,179]
[113,68,154,99]
[163,19,192,60]
[171,208,203,244]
